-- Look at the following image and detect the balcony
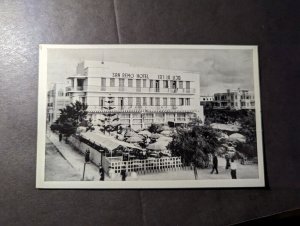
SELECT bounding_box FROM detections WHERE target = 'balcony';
[66,86,85,92]
[87,105,196,113]
[81,85,195,94]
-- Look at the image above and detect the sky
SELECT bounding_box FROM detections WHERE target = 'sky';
[47,47,254,95]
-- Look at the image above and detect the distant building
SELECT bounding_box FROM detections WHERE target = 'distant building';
[66,60,204,130]
[200,95,214,108]
[213,89,255,110]
[47,83,70,124]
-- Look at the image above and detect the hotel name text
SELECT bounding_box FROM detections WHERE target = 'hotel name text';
[112,73,181,80]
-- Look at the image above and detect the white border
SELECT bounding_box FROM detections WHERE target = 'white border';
[36,45,265,189]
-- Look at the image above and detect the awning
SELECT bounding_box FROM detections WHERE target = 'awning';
[81,132,143,152]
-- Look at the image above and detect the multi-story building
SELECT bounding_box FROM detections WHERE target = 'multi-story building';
[213,89,255,110]
[47,83,70,124]
[200,95,214,109]
[66,60,204,130]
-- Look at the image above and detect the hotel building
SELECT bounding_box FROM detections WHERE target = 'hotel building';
[66,60,204,130]
[213,89,255,110]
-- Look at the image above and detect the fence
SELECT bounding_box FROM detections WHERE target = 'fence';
[103,156,183,174]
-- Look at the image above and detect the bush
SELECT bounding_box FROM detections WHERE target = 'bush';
[235,142,257,159]
[148,123,163,133]
[50,123,61,131]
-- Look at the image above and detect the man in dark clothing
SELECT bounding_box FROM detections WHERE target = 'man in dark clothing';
[210,153,219,174]
[225,154,230,169]
[99,166,105,181]
[120,166,127,181]
[59,133,62,142]
[85,149,90,163]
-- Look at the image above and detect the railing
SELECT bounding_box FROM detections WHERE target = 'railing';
[87,105,196,112]
[66,85,195,94]
[103,156,183,174]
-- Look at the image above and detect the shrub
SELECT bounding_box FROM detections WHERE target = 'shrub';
[148,123,163,133]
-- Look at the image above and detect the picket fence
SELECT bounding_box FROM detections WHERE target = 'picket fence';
[103,156,183,174]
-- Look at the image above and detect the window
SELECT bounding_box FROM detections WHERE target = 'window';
[241,102,245,106]
[172,81,177,89]
[150,97,154,106]
[179,98,184,106]
[110,78,115,87]
[179,81,183,89]
[186,81,190,89]
[143,97,147,106]
[136,97,141,106]
[143,79,147,88]
[128,79,133,87]
[58,89,64,97]
[136,79,141,92]
[170,98,176,106]
[163,80,168,88]
[119,78,124,87]
[150,80,154,88]
[101,78,106,87]
[155,80,160,92]
[185,98,190,106]
[99,97,104,106]
[118,97,124,109]
[163,98,167,106]
[155,97,160,106]
[128,97,133,107]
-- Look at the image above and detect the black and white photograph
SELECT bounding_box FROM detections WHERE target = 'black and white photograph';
[37,45,264,188]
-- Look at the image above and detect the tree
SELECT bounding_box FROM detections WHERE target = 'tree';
[57,101,88,140]
[168,125,220,179]
[148,123,163,133]
[99,96,120,135]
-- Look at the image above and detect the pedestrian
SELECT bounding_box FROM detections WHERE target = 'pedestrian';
[230,158,237,179]
[108,166,115,179]
[59,133,62,142]
[210,153,219,174]
[120,166,127,181]
[99,165,105,181]
[85,149,90,163]
[193,163,198,180]
[225,154,230,169]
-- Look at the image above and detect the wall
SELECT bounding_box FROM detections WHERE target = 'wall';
[68,135,103,167]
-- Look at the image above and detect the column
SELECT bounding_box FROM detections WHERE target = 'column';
[74,78,78,91]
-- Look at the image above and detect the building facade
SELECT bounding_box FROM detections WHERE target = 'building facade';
[213,89,255,110]
[200,95,214,109]
[47,83,70,124]
[66,61,204,130]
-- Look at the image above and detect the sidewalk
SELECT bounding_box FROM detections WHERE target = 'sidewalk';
[47,131,101,181]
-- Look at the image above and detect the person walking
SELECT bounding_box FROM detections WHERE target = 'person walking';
[230,158,237,179]
[210,153,219,174]
[85,149,90,163]
[59,133,62,142]
[225,154,230,169]
[99,165,105,181]
[108,166,115,179]
[120,166,127,181]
